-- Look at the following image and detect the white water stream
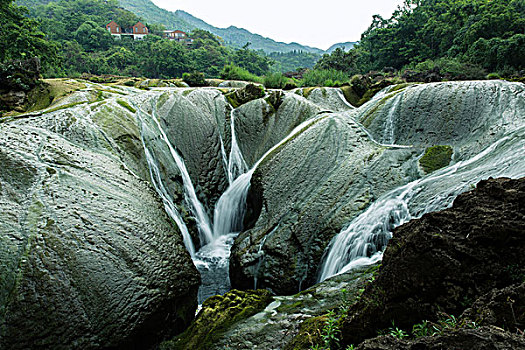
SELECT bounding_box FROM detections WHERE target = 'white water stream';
[319,127,525,281]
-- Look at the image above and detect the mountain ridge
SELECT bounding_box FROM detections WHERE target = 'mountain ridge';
[119,0,325,53]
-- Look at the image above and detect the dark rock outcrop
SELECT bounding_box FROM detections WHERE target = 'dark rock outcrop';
[341,177,525,346]
[462,282,525,332]
[356,326,525,350]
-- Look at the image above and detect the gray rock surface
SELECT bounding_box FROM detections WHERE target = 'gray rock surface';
[230,80,525,296]
[357,81,525,159]
[230,113,418,295]
[235,92,323,166]
[0,96,200,349]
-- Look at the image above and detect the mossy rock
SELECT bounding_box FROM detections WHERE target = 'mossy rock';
[419,145,453,173]
[283,315,326,350]
[23,79,86,113]
[161,289,273,350]
[339,85,361,107]
[225,84,265,108]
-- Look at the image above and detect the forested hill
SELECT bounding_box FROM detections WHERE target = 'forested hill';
[118,0,324,54]
[353,0,525,75]
[174,10,324,54]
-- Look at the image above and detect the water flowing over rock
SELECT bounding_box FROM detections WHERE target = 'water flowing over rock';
[0,97,200,349]
[230,80,525,295]
[1,79,524,349]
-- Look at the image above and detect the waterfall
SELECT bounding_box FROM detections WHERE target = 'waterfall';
[136,105,214,246]
[319,128,525,281]
[382,93,403,145]
[227,110,248,184]
[143,146,196,258]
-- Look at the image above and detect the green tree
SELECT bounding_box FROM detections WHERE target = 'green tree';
[0,0,58,68]
[73,20,113,52]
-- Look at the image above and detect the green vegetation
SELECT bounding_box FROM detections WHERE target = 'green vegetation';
[220,64,263,84]
[419,145,453,173]
[263,73,297,89]
[301,69,349,88]
[160,289,273,350]
[182,71,206,87]
[116,99,136,113]
[268,51,321,72]
[315,0,525,80]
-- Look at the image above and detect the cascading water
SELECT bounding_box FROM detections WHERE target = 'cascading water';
[382,93,403,145]
[319,127,525,281]
[137,105,214,246]
[227,110,248,184]
[195,112,326,301]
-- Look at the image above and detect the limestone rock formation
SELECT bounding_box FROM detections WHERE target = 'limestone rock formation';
[230,113,418,295]
[0,97,200,349]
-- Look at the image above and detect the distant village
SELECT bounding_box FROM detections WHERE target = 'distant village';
[106,21,194,44]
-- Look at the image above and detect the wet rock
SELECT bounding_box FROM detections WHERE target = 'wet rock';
[341,177,525,346]
[0,99,201,349]
[234,92,322,166]
[161,289,273,350]
[358,81,525,159]
[230,113,418,295]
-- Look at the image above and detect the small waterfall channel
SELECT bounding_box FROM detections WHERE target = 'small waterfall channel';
[319,126,525,281]
[134,92,325,303]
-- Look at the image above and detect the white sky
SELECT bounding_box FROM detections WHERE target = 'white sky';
[150,0,404,50]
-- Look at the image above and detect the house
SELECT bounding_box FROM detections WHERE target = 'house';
[106,21,149,40]
[132,22,149,40]
[163,30,194,44]
[106,20,121,39]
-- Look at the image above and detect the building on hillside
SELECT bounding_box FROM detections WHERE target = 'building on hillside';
[132,22,149,40]
[163,30,194,44]
[106,21,149,40]
[106,20,121,39]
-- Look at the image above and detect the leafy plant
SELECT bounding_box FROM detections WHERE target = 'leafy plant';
[387,321,409,339]
[182,71,207,86]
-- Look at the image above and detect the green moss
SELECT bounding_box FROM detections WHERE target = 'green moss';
[283,316,326,350]
[339,86,360,107]
[116,99,136,113]
[302,87,316,99]
[419,145,453,173]
[225,84,265,108]
[46,101,87,113]
[161,289,273,350]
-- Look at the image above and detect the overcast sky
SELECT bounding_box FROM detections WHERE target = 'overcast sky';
[150,0,404,50]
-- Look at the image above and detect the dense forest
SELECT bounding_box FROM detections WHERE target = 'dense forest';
[3,0,272,79]
[1,0,524,90]
[352,0,525,78]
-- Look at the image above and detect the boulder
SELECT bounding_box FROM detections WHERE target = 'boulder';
[356,326,525,350]
[0,98,201,349]
[230,112,418,295]
[341,177,525,346]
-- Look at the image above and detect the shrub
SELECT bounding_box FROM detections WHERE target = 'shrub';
[220,64,263,83]
[263,72,289,89]
[0,57,41,91]
[486,72,502,80]
[301,69,349,87]
[182,71,207,87]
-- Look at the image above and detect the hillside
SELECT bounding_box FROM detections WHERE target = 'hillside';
[326,41,356,53]
[119,0,324,53]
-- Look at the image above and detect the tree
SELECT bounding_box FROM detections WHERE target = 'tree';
[73,20,113,52]
[0,0,58,67]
